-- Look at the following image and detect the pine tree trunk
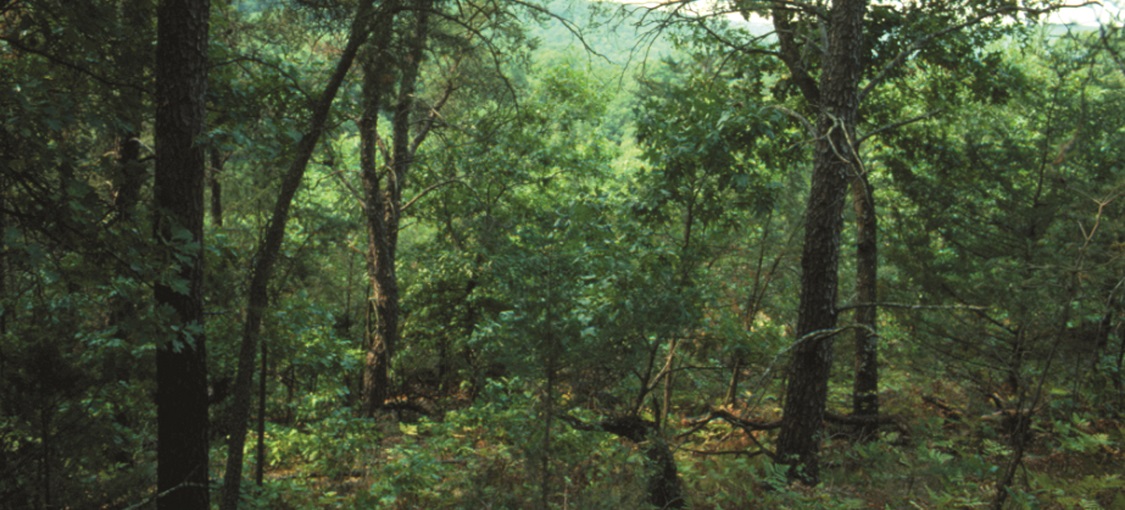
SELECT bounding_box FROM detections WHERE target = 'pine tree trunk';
[154,0,210,507]
[775,0,868,486]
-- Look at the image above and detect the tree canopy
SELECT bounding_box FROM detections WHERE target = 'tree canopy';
[1,0,1124,508]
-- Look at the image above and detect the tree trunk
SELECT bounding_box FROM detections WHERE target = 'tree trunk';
[775,0,868,486]
[358,12,398,416]
[596,416,685,509]
[851,172,879,439]
[153,0,210,507]
[111,0,152,222]
[219,3,377,508]
[360,0,430,415]
[209,148,224,227]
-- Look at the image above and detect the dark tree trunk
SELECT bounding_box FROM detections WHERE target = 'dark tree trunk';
[219,3,377,508]
[209,148,224,227]
[851,172,879,438]
[111,0,152,222]
[256,338,266,486]
[643,436,685,509]
[358,13,398,416]
[594,416,684,509]
[360,0,430,416]
[153,0,210,507]
[0,174,6,379]
[775,0,868,486]
[114,133,145,220]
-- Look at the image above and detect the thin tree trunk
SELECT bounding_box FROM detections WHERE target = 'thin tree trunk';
[726,356,741,405]
[220,3,377,508]
[209,148,224,227]
[40,404,50,510]
[111,0,152,222]
[540,359,555,510]
[775,0,868,486]
[659,337,676,430]
[0,173,6,383]
[154,0,210,507]
[851,172,879,439]
[256,338,266,486]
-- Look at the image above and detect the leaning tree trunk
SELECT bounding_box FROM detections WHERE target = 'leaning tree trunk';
[153,0,210,507]
[775,0,868,486]
[851,171,879,439]
[220,3,377,508]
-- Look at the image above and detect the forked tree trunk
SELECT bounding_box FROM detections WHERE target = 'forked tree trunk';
[153,0,210,507]
[358,9,398,416]
[775,0,868,485]
[360,0,431,415]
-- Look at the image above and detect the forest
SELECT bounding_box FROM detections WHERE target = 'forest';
[1,0,1124,508]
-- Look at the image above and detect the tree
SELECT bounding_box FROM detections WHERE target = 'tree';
[153,0,210,507]
[219,1,378,507]
[771,0,868,485]
[850,169,879,438]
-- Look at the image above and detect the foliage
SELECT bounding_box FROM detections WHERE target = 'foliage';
[2,0,1124,507]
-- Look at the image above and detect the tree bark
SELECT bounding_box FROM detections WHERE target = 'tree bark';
[111,0,152,222]
[219,3,377,508]
[153,0,210,507]
[775,0,868,486]
[572,415,685,509]
[851,172,879,438]
[209,148,224,227]
[360,0,431,416]
[358,9,398,416]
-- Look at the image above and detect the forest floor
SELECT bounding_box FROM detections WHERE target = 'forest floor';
[239,378,1125,509]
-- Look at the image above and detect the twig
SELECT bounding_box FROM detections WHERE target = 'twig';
[836,301,987,312]
[858,109,944,144]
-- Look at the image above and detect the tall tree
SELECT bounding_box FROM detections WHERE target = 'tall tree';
[359,0,435,414]
[153,0,210,507]
[851,171,878,437]
[219,1,378,507]
[357,6,401,416]
[772,0,868,485]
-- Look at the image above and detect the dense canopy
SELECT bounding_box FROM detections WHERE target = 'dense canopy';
[1,0,1124,508]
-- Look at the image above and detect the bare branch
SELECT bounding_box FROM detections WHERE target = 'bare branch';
[858,109,943,144]
[400,178,465,213]
[0,35,148,94]
[506,0,612,63]
[836,301,987,312]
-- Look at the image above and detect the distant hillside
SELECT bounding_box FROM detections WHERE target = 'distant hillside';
[524,0,676,67]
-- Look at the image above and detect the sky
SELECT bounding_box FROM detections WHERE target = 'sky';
[616,0,1123,29]
[1047,0,1122,26]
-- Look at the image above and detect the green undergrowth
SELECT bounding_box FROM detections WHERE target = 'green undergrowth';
[219,378,1125,509]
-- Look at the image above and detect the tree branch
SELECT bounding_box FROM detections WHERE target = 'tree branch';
[859,3,1099,103]
[836,301,987,312]
[0,35,148,93]
[858,109,943,144]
